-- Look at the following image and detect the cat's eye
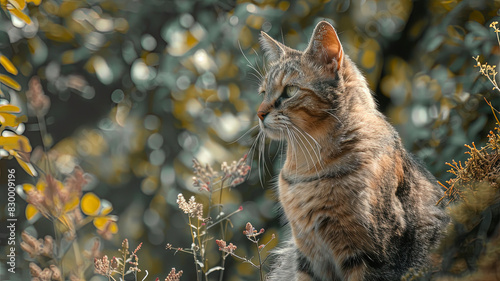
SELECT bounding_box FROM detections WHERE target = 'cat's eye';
[285,85,299,97]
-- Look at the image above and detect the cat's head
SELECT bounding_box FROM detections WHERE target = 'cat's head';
[257,21,349,142]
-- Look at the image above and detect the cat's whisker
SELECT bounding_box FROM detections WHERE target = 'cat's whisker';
[285,124,300,177]
[289,125,323,175]
[262,56,268,75]
[229,124,259,144]
[257,132,272,186]
[246,64,263,79]
[322,109,344,128]
[287,116,323,150]
[262,134,272,176]
[286,115,323,171]
[290,126,321,177]
[273,128,285,163]
[270,134,281,162]
[267,137,273,158]
[239,41,264,80]
[251,48,266,78]
[290,125,322,160]
[286,125,312,173]
[257,132,265,188]
[298,128,322,150]
[246,131,262,180]
[251,37,268,74]
[248,72,262,83]
[283,126,299,178]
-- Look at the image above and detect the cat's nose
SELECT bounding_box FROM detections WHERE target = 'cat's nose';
[257,103,271,121]
[258,111,268,121]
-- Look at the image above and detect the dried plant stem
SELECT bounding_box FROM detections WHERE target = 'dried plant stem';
[225,252,260,269]
[219,178,226,238]
[188,216,201,281]
[37,114,56,175]
[52,222,63,277]
[120,250,126,280]
[174,156,250,280]
[485,98,500,125]
[474,22,500,93]
[255,241,264,281]
[206,209,242,230]
[196,219,202,256]
[484,71,500,92]
[37,115,49,150]
[495,25,500,50]
[218,178,226,281]
[218,257,226,281]
[193,247,201,281]
[489,22,499,92]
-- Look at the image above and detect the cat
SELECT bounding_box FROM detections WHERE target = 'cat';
[256,20,449,281]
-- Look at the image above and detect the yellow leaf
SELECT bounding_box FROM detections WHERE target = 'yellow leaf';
[15,156,37,176]
[0,55,18,75]
[8,0,26,10]
[58,214,75,232]
[0,135,32,152]
[23,183,35,192]
[58,1,82,17]
[43,23,74,42]
[93,216,108,229]
[8,7,31,25]
[0,74,21,91]
[26,0,41,5]
[186,31,198,48]
[0,112,26,127]
[81,192,100,216]
[26,204,39,220]
[17,114,27,123]
[109,222,118,233]
[0,104,20,113]
[361,49,376,69]
[93,217,118,233]
[64,197,79,212]
[61,50,74,64]
[35,179,46,192]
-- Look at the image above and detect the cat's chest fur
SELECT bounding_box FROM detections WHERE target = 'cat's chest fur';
[279,172,373,249]
[277,172,372,279]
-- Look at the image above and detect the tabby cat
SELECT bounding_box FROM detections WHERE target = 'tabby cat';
[256,21,448,281]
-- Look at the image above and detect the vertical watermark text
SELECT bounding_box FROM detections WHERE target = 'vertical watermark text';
[6,168,16,273]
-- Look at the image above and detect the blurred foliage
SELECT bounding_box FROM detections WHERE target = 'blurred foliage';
[403,123,500,281]
[0,0,500,280]
[404,23,500,280]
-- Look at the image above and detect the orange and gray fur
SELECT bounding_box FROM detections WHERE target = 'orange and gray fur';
[256,21,448,281]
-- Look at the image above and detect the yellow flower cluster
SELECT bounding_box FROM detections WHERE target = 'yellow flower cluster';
[0,104,35,176]
[24,167,117,238]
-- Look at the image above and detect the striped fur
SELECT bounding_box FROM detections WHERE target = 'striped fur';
[257,21,448,281]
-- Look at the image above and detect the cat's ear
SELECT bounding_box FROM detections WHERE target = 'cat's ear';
[260,31,287,61]
[305,21,343,70]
